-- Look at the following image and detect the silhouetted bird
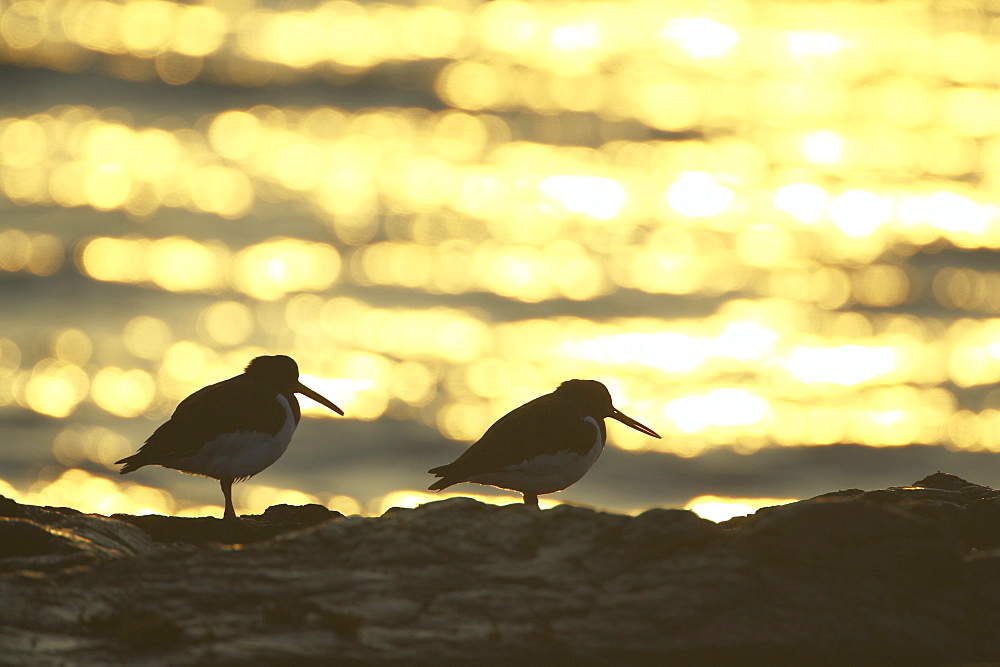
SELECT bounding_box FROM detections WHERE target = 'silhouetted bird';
[428,379,660,507]
[116,355,343,520]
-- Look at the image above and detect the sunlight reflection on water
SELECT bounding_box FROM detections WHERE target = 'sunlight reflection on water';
[3,0,1000,517]
[684,495,797,523]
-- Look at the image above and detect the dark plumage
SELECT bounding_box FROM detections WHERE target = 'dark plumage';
[116,355,343,520]
[428,379,660,507]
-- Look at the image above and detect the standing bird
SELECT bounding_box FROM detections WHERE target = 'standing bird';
[428,379,660,507]
[116,355,343,520]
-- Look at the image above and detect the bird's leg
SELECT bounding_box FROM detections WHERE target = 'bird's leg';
[220,478,238,520]
[523,493,539,508]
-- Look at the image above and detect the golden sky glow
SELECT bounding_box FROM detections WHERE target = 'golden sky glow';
[2,0,1000,516]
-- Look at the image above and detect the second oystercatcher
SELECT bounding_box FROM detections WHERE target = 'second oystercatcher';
[428,379,660,507]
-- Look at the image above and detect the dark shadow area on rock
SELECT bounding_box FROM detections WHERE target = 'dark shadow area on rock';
[1,495,344,549]
[1,474,1000,663]
[111,503,345,545]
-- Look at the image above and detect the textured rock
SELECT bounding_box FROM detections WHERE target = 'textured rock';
[1,473,999,663]
[0,511,154,574]
[111,503,343,545]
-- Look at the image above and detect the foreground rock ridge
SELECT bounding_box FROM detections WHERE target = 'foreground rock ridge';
[2,472,999,663]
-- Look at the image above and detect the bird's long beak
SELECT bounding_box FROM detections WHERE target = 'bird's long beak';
[296,382,345,416]
[611,408,661,438]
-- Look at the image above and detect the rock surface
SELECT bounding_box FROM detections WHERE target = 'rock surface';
[1,473,999,663]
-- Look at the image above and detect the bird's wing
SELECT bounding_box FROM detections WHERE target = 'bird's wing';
[430,395,601,480]
[126,376,289,462]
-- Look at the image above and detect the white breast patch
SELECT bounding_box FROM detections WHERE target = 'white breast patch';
[169,394,298,481]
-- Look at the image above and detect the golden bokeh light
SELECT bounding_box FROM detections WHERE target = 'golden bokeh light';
[0,228,63,275]
[6,0,1000,518]
[52,328,92,365]
[199,301,254,347]
[0,468,177,516]
[0,462,370,518]
[2,102,999,273]
[0,338,22,372]
[664,388,772,435]
[692,17,743,58]
[685,495,796,523]
[122,315,173,360]
[52,425,133,468]
[23,359,90,418]
[91,366,156,418]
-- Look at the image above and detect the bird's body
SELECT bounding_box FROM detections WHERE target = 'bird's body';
[116,355,343,519]
[428,380,660,507]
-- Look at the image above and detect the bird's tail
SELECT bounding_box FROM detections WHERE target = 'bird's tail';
[115,454,145,475]
[427,465,457,491]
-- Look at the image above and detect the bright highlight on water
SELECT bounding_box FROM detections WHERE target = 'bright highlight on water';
[2,0,1000,518]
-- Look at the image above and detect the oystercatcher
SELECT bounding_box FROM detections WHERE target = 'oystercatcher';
[428,379,660,507]
[116,355,343,520]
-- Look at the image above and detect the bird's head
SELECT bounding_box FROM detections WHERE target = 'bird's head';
[245,355,300,387]
[556,379,660,439]
[245,355,344,416]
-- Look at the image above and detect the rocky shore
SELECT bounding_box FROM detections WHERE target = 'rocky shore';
[2,472,999,663]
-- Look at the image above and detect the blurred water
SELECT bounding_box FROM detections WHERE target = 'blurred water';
[4,0,1000,518]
